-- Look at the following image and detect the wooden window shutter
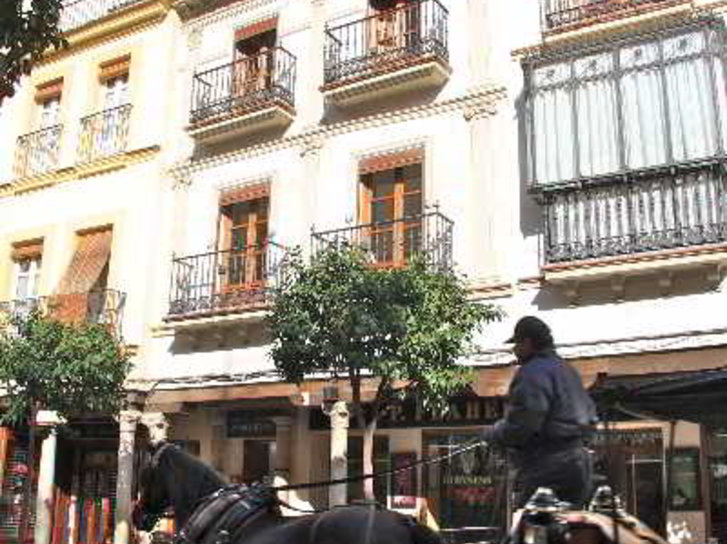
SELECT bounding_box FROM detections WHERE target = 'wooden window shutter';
[219,182,270,206]
[234,16,278,41]
[34,78,63,103]
[56,228,113,295]
[99,54,131,82]
[358,148,424,175]
[11,239,43,261]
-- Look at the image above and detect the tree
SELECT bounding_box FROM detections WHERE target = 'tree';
[0,1,65,101]
[0,310,132,540]
[269,246,501,499]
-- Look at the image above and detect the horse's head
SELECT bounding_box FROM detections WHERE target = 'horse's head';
[133,442,173,532]
[133,441,228,531]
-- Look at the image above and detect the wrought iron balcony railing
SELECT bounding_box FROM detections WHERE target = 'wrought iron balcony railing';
[542,0,676,31]
[59,0,145,33]
[540,160,727,264]
[0,289,126,338]
[78,104,131,163]
[312,211,454,270]
[168,242,289,318]
[190,47,296,125]
[323,0,449,86]
[14,125,63,178]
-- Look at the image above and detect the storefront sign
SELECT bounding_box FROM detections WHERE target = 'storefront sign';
[390,452,417,509]
[227,411,276,438]
[310,396,503,430]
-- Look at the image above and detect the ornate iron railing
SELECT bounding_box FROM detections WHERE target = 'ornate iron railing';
[78,104,131,163]
[14,125,63,178]
[190,47,296,124]
[323,0,449,86]
[59,0,145,32]
[168,242,289,317]
[0,289,126,338]
[540,160,727,264]
[312,211,454,270]
[542,0,676,31]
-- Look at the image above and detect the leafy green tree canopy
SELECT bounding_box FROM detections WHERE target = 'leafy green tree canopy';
[0,311,132,426]
[269,245,501,419]
[0,1,65,101]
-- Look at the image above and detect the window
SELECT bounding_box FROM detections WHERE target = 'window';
[527,25,727,184]
[219,196,269,289]
[103,74,129,110]
[368,0,418,53]
[359,158,423,266]
[10,240,43,302]
[39,96,61,129]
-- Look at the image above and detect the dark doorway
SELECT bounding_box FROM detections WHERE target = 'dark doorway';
[243,440,271,485]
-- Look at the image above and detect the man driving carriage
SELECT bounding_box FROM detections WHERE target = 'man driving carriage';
[483,316,598,509]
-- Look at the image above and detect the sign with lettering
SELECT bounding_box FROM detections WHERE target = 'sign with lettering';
[227,411,276,438]
[309,396,503,430]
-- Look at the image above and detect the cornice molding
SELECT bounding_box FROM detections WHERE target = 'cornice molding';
[172,85,508,177]
[176,0,279,28]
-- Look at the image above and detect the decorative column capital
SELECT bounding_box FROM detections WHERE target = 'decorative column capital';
[299,136,324,159]
[140,412,169,446]
[324,400,349,429]
[117,410,142,433]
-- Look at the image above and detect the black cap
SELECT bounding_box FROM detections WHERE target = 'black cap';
[506,316,553,345]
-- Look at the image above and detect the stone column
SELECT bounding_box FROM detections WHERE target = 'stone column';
[33,426,58,544]
[114,410,141,544]
[325,401,349,507]
[271,416,292,506]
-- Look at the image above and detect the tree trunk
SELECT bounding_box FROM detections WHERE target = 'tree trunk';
[362,415,378,501]
[19,403,38,544]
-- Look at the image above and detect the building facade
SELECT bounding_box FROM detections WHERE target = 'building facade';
[1,0,727,543]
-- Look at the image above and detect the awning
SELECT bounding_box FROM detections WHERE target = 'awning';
[56,228,112,294]
[590,367,727,427]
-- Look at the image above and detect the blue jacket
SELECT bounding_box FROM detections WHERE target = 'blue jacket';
[485,350,597,463]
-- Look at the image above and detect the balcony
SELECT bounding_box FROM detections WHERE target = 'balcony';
[539,160,727,285]
[59,0,147,33]
[312,211,453,271]
[77,104,131,164]
[188,47,296,143]
[167,242,289,320]
[322,0,450,106]
[13,125,63,179]
[0,289,126,338]
[542,0,685,32]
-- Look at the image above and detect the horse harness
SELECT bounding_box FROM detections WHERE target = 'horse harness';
[175,485,276,544]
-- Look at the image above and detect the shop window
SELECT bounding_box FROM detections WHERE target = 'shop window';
[669,448,702,510]
[347,435,389,504]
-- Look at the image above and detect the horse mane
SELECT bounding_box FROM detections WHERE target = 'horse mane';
[157,443,227,526]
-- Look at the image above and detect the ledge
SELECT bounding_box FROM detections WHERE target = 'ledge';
[55,0,171,55]
[153,306,270,336]
[188,103,295,144]
[322,57,451,107]
[543,243,727,302]
[7,145,160,195]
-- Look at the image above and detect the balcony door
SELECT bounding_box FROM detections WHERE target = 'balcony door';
[30,96,61,175]
[369,0,419,55]
[359,162,423,266]
[233,27,277,99]
[219,197,269,292]
[100,74,129,155]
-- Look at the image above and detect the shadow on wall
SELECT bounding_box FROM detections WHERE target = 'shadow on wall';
[531,269,718,311]
[168,322,271,355]
[320,85,445,125]
[192,124,291,160]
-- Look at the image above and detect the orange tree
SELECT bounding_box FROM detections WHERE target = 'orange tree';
[269,246,500,499]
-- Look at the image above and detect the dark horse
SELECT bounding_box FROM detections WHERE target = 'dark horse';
[133,442,440,544]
